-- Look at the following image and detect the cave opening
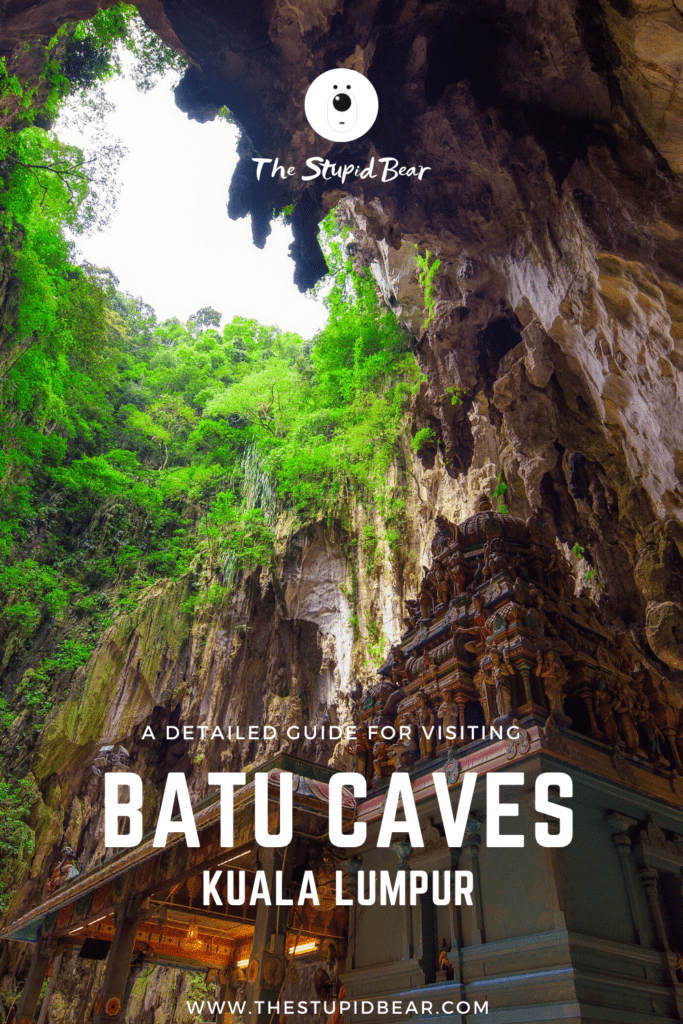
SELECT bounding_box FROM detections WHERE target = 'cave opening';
[478,315,522,383]
[56,60,325,335]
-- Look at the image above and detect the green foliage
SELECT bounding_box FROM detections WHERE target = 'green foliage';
[0,43,418,749]
[585,566,603,588]
[411,372,427,396]
[0,189,415,726]
[68,4,186,94]
[274,203,294,226]
[571,542,603,589]
[445,384,466,406]
[0,777,39,912]
[411,426,436,453]
[362,522,379,574]
[366,618,388,666]
[415,248,441,327]
[188,306,222,333]
[492,472,510,515]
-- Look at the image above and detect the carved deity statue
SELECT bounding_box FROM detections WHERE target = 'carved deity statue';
[438,939,453,973]
[403,599,420,631]
[388,712,419,769]
[448,550,468,596]
[413,692,436,759]
[419,579,434,620]
[422,647,436,676]
[438,687,460,746]
[490,647,515,719]
[634,695,668,765]
[47,847,80,894]
[535,649,568,718]
[463,594,491,657]
[484,538,507,579]
[528,589,559,638]
[372,739,394,781]
[434,566,451,608]
[474,662,494,725]
[389,646,408,687]
[611,680,640,753]
[347,724,373,782]
[594,679,621,748]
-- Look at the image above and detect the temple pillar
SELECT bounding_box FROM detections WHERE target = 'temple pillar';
[93,895,143,1024]
[338,858,361,970]
[461,818,485,945]
[244,843,295,1024]
[638,868,668,952]
[387,841,415,961]
[15,940,53,1024]
[637,866,683,1015]
[36,949,64,1024]
[605,813,647,947]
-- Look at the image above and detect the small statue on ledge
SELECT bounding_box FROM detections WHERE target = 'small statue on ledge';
[47,846,80,894]
[372,739,394,781]
[448,550,468,596]
[438,687,460,746]
[634,696,669,766]
[347,724,374,782]
[611,680,640,754]
[388,712,419,769]
[535,649,569,719]
[527,589,559,638]
[434,566,451,608]
[422,648,436,675]
[419,579,434,620]
[403,599,420,631]
[491,647,515,719]
[437,939,454,978]
[594,678,621,749]
[413,692,436,759]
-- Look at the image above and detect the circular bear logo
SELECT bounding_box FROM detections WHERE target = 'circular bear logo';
[304,69,378,143]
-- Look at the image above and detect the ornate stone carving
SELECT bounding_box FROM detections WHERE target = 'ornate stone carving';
[444,749,460,784]
[506,719,531,759]
[535,649,569,721]
[365,497,683,782]
[611,748,637,785]
[542,715,569,755]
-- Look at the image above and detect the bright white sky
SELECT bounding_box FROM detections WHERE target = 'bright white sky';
[59,70,327,337]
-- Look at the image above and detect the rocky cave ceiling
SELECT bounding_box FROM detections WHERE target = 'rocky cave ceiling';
[3,0,683,667]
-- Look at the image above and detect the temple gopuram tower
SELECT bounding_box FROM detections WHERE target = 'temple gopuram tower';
[342,497,683,1023]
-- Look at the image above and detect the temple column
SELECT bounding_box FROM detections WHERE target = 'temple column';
[15,940,53,1024]
[244,843,295,1024]
[389,842,415,961]
[338,858,361,970]
[638,868,669,952]
[637,866,683,1019]
[36,949,64,1024]
[461,818,485,945]
[605,813,647,947]
[93,895,144,1024]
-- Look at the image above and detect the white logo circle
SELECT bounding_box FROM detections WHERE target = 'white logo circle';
[304,69,378,143]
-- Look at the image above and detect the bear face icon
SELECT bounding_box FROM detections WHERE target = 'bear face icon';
[305,69,378,142]
[328,85,357,133]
